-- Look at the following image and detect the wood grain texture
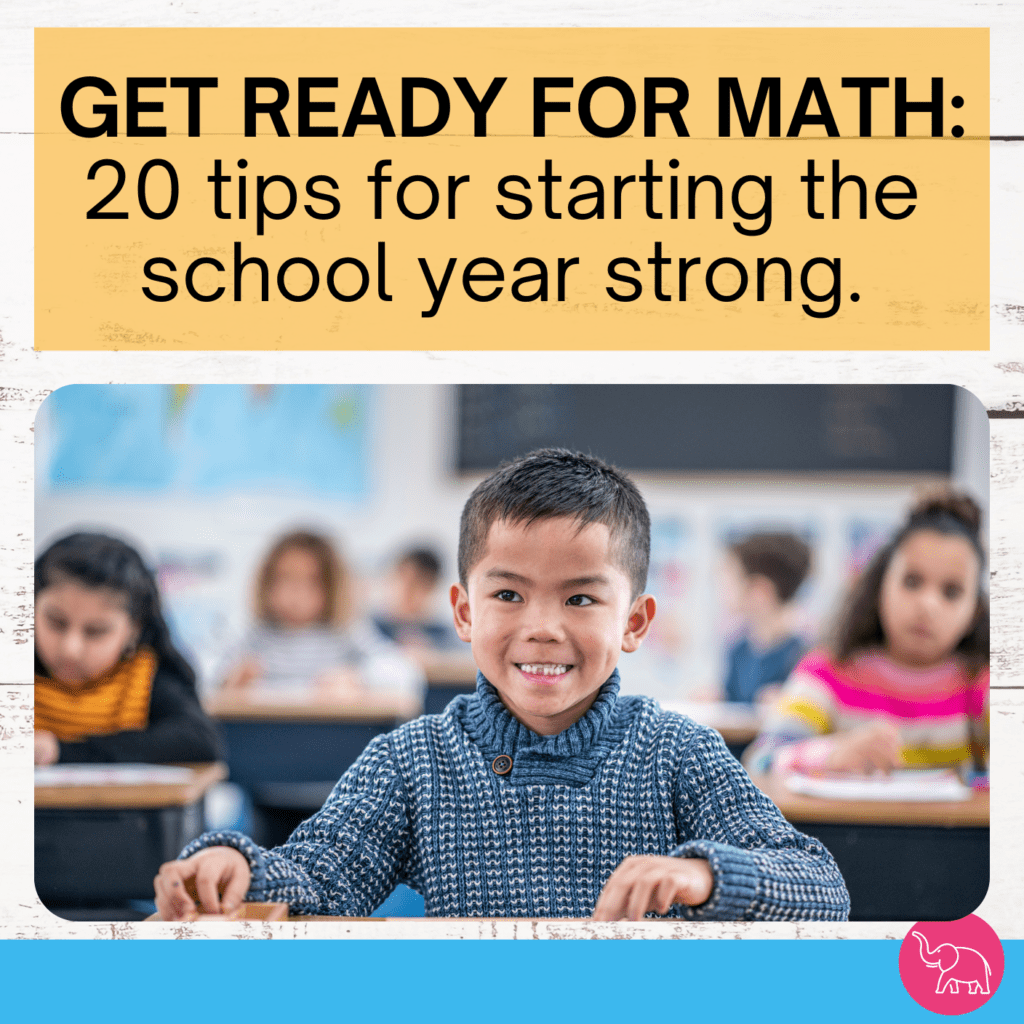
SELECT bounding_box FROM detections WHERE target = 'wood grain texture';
[0,0,1021,942]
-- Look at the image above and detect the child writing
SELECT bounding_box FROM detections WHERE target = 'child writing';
[221,530,422,699]
[720,531,811,706]
[744,491,989,777]
[34,532,221,766]
[155,450,848,922]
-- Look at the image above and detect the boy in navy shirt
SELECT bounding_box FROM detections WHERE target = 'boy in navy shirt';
[721,532,811,705]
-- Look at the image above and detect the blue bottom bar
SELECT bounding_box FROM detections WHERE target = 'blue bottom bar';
[0,938,1018,1022]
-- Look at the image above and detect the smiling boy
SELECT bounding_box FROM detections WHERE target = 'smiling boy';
[155,449,848,921]
[454,515,650,737]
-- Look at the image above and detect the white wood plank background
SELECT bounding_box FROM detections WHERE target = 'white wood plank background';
[0,0,1021,942]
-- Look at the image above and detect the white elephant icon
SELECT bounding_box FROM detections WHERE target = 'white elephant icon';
[912,931,992,995]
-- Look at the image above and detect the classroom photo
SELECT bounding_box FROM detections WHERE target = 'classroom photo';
[32,383,990,925]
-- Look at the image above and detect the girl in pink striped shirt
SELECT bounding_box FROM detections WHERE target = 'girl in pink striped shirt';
[745,491,989,777]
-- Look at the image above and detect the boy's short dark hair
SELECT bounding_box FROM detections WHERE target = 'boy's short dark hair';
[729,532,811,604]
[398,547,443,587]
[458,448,650,598]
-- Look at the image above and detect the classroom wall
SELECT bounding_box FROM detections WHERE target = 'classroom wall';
[34,384,989,698]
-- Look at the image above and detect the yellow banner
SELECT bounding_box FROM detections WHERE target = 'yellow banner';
[35,28,988,350]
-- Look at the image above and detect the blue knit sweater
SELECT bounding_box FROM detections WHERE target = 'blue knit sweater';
[184,671,850,920]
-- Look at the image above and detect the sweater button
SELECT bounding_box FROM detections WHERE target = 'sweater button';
[492,754,513,776]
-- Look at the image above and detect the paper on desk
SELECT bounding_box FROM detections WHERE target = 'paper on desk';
[34,764,194,787]
[784,768,971,802]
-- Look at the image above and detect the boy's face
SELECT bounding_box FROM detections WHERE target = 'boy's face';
[389,560,434,619]
[721,553,778,618]
[720,553,750,616]
[451,517,655,736]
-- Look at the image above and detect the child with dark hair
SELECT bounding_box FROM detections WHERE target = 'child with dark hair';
[221,529,422,698]
[399,547,442,586]
[34,532,221,766]
[720,532,812,705]
[373,545,462,653]
[155,449,848,922]
[745,491,989,776]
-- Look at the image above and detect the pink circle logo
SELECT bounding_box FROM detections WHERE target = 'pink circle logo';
[899,915,1004,1015]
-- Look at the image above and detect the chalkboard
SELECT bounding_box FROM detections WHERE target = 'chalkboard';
[456,385,955,475]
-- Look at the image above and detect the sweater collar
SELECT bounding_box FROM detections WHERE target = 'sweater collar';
[460,668,621,757]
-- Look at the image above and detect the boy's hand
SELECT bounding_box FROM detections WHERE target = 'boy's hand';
[824,721,902,774]
[153,847,252,921]
[313,666,366,700]
[593,855,714,921]
[222,659,261,690]
[754,683,784,712]
[34,730,60,766]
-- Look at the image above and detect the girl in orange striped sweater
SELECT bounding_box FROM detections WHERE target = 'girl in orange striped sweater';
[34,533,220,766]
[745,492,989,777]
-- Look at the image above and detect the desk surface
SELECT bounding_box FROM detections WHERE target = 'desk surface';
[422,653,478,686]
[35,762,227,810]
[206,690,422,723]
[661,701,762,745]
[752,772,989,828]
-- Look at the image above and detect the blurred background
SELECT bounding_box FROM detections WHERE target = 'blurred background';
[35,383,988,702]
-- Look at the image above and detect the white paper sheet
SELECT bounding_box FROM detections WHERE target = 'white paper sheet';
[784,768,971,802]
[34,764,194,787]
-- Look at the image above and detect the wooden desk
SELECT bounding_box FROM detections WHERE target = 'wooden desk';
[207,689,421,724]
[35,762,227,810]
[35,762,226,915]
[146,910,386,922]
[206,690,421,846]
[753,772,989,828]
[422,654,478,685]
[422,654,478,715]
[752,772,989,922]
[660,701,761,747]
[206,691,420,787]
